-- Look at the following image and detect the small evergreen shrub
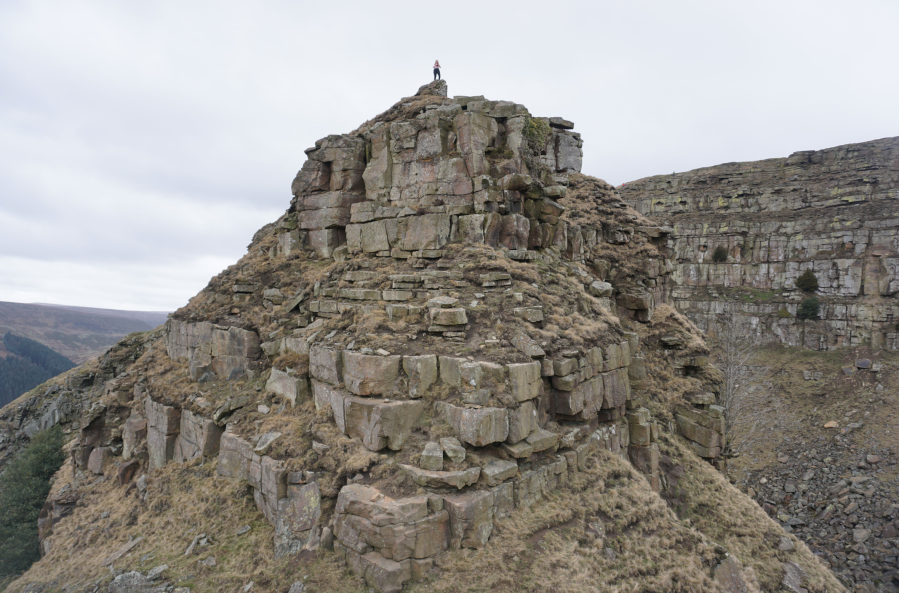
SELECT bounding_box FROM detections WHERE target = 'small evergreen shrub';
[797,297,821,320]
[777,308,793,318]
[0,426,66,577]
[711,246,728,263]
[795,269,819,293]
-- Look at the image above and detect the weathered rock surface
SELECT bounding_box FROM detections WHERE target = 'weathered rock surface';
[621,137,899,351]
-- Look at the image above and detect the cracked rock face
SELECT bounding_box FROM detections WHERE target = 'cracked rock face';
[621,136,899,352]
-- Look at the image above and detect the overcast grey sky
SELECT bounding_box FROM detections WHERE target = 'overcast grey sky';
[1,1,897,312]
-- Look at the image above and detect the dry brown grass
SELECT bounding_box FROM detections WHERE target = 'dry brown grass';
[560,173,654,230]
[410,449,724,593]
[729,345,899,478]
[658,435,846,593]
[12,431,846,593]
[6,456,371,593]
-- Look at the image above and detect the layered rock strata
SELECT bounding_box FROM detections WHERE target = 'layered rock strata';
[621,137,899,350]
[9,82,840,593]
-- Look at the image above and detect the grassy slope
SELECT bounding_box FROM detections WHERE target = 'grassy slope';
[7,441,844,593]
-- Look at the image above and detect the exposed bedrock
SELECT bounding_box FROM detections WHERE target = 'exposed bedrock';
[621,136,899,350]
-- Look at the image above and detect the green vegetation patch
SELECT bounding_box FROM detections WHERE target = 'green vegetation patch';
[0,426,66,578]
[523,116,551,155]
[797,297,820,320]
[795,269,819,293]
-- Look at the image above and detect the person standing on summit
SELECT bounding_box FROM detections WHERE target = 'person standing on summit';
[433,60,441,81]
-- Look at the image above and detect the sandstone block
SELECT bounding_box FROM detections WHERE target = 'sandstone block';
[628,443,659,476]
[122,414,147,461]
[275,482,321,557]
[403,355,437,398]
[439,437,466,463]
[402,214,451,251]
[87,446,110,475]
[344,270,379,282]
[454,214,486,244]
[482,459,518,487]
[117,459,139,485]
[551,373,579,391]
[148,428,176,470]
[554,375,603,418]
[588,281,613,298]
[526,429,559,452]
[437,402,508,447]
[506,401,536,444]
[502,440,533,458]
[343,397,424,451]
[361,220,391,253]
[346,223,363,253]
[444,490,494,549]
[603,343,622,371]
[145,396,181,435]
[307,228,346,258]
[216,432,252,481]
[361,552,407,593]
[500,173,532,191]
[602,368,630,409]
[553,358,578,376]
[420,442,444,471]
[266,369,309,407]
[400,465,480,489]
[548,117,574,130]
[676,414,722,449]
[499,213,530,250]
[430,307,467,326]
[311,380,347,432]
[438,356,466,387]
[382,290,413,301]
[627,409,652,446]
[337,486,428,528]
[618,290,653,311]
[310,345,342,385]
[510,333,545,358]
[175,409,224,462]
[459,362,483,390]
[343,352,401,396]
[508,361,542,402]
[555,132,582,172]
[492,482,515,518]
[628,356,648,380]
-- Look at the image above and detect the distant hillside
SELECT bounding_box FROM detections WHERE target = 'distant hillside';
[0,301,168,364]
[0,333,75,408]
[31,304,169,329]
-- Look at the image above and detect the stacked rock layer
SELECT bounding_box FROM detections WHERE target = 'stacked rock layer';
[621,137,899,350]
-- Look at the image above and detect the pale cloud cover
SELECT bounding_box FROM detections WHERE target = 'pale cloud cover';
[1,0,897,310]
